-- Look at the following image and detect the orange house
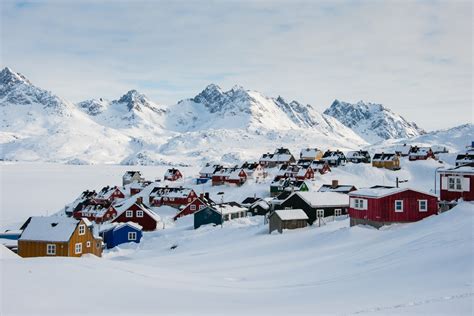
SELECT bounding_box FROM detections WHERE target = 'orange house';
[18,217,103,258]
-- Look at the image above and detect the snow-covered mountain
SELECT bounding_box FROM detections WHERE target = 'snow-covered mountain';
[168,84,362,138]
[5,66,464,166]
[324,100,425,143]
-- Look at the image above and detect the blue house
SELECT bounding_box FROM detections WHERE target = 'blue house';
[100,222,143,249]
[194,203,247,229]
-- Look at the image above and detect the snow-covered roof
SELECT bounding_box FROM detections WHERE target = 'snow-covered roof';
[273,209,308,221]
[322,150,346,161]
[349,187,437,199]
[96,186,124,200]
[296,168,308,177]
[199,164,220,175]
[213,203,247,215]
[346,150,369,159]
[318,184,355,193]
[79,204,110,217]
[252,200,270,210]
[164,168,181,177]
[300,148,320,158]
[150,186,194,198]
[100,221,143,233]
[393,145,412,155]
[228,169,246,180]
[438,163,474,174]
[372,153,398,161]
[409,147,432,157]
[295,192,349,207]
[20,216,82,242]
[260,153,294,163]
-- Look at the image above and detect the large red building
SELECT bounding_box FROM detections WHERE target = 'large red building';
[438,163,473,202]
[349,187,438,228]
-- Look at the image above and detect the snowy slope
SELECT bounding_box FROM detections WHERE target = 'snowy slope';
[1,184,472,315]
[324,99,425,143]
[368,123,473,165]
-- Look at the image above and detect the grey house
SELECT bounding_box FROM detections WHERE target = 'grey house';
[269,209,308,234]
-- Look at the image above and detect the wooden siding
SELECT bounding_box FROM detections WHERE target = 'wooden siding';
[439,174,473,202]
[113,204,158,231]
[18,220,102,258]
[349,190,438,225]
[269,215,307,233]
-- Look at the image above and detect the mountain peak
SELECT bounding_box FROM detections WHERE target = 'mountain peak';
[116,90,151,111]
[0,67,32,86]
[324,99,424,143]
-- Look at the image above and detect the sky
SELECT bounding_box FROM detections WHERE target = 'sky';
[1,0,472,131]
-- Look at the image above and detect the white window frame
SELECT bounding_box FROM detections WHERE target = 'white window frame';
[126,210,133,218]
[78,224,85,235]
[395,200,404,212]
[317,209,324,218]
[448,176,463,192]
[335,209,342,217]
[136,210,144,217]
[128,232,137,241]
[352,198,367,210]
[169,197,175,202]
[46,244,56,255]
[86,241,91,248]
[75,243,82,254]
[199,205,205,210]
[190,204,196,211]
[418,200,428,212]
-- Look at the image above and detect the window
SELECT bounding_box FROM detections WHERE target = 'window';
[335,209,342,217]
[188,198,191,202]
[169,197,175,202]
[86,241,91,248]
[75,243,82,254]
[448,177,463,191]
[126,210,133,218]
[78,224,85,235]
[352,198,367,210]
[395,200,403,212]
[317,209,324,218]
[190,205,196,211]
[46,244,56,255]
[136,210,144,217]
[128,232,137,240]
[163,197,168,201]
[199,205,205,210]
[419,200,428,212]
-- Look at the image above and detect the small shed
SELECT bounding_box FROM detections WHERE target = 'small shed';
[100,222,143,249]
[269,209,308,234]
[194,203,247,229]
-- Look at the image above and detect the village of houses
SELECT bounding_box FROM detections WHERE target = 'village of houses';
[1,143,473,258]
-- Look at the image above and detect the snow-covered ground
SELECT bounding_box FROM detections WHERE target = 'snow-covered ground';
[1,160,473,315]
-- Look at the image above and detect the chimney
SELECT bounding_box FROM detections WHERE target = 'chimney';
[332,180,339,189]
[200,193,204,199]
[205,192,210,199]
[136,197,143,204]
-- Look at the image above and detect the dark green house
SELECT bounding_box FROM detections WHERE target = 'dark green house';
[270,178,309,197]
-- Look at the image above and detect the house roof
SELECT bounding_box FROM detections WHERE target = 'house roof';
[293,192,349,207]
[209,202,247,215]
[409,146,432,157]
[393,144,412,155]
[100,222,143,233]
[123,171,141,178]
[273,209,308,221]
[199,164,221,175]
[346,150,370,159]
[322,150,346,160]
[438,163,474,174]
[96,186,124,200]
[372,153,398,161]
[349,187,437,199]
[150,186,194,198]
[318,184,356,193]
[19,216,83,242]
[241,197,260,205]
[165,168,181,177]
[300,148,320,157]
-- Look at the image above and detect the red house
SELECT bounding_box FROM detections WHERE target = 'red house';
[438,163,473,204]
[349,187,438,228]
[409,146,435,161]
[311,161,331,175]
[74,204,117,224]
[112,197,161,231]
[94,186,126,203]
[173,193,215,220]
[129,181,152,196]
[164,168,183,181]
[211,167,247,186]
[149,186,197,208]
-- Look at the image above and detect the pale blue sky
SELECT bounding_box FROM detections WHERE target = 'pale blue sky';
[1,0,472,130]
